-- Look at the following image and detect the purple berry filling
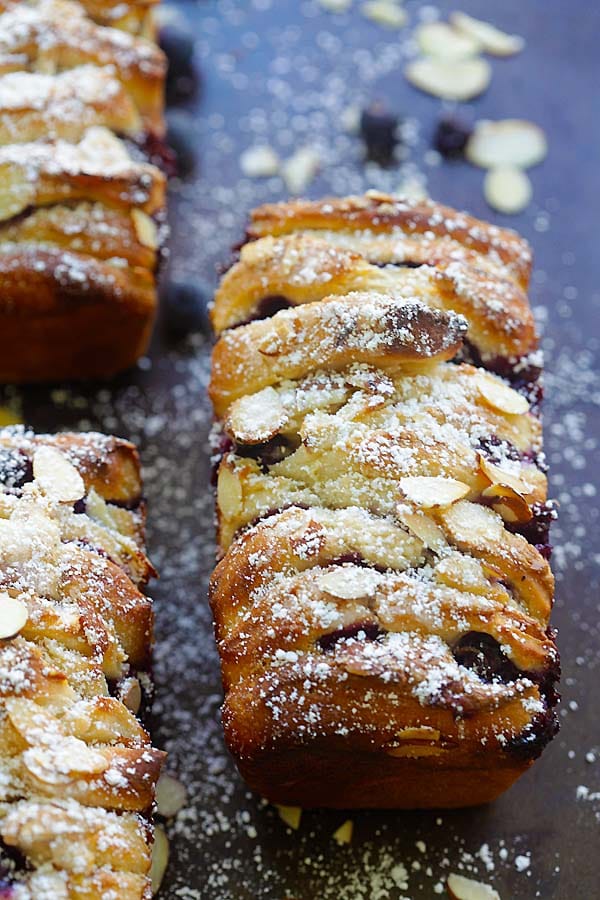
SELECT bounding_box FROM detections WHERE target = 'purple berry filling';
[452,631,521,685]
[0,449,33,491]
[318,621,384,652]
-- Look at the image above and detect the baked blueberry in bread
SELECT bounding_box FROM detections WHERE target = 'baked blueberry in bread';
[0,0,167,383]
[209,195,559,809]
[0,426,163,897]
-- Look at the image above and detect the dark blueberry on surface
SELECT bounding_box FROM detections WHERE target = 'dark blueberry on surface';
[160,25,197,103]
[238,435,299,470]
[0,449,32,490]
[319,621,384,652]
[360,104,400,166]
[433,115,471,159]
[73,498,87,515]
[162,279,211,339]
[253,295,293,321]
[166,111,197,178]
[452,631,521,684]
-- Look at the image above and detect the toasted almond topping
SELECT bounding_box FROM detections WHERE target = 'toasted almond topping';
[397,507,448,554]
[476,374,529,415]
[217,465,243,518]
[32,446,85,504]
[397,726,441,741]
[399,476,470,509]
[417,21,481,60]
[240,144,280,178]
[119,676,142,715]
[333,819,354,844]
[150,825,169,895]
[227,387,287,444]
[405,56,491,101]
[317,566,382,600]
[451,11,524,57]
[467,119,547,169]
[484,166,532,214]
[478,455,529,495]
[131,209,158,249]
[447,872,501,900]
[156,773,188,818]
[282,147,320,194]
[481,484,532,523]
[276,804,302,830]
[0,593,28,640]
[361,1,407,28]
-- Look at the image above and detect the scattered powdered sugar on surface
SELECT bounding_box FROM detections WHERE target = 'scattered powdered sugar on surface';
[0,0,597,897]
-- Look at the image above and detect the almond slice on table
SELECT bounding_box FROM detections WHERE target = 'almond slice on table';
[150,825,169,895]
[476,373,529,415]
[451,11,524,57]
[32,446,85,504]
[240,145,280,178]
[282,147,320,194]
[417,21,481,60]
[0,592,28,640]
[484,166,532,214]
[276,804,302,829]
[399,476,470,509]
[447,871,501,899]
[155,773,188,818]
[361,2,407,29]
[405,56,491,101]
[318,0,352,11]
[332,819,353,844]
[466,119,547,169]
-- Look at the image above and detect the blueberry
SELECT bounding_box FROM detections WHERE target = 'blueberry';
[159,25,197,103]
[162,279,211,339]
[166,111,197,178]
[433,115,471,159]
[0,449,32,490]
[360,104,399,166]
[452,631,520,684]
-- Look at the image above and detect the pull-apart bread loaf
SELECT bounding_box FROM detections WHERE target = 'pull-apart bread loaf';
[0,0,168,383]
[0,426,163,898]
[209,194,559,809]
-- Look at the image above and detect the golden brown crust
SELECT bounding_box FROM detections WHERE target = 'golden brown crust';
[210,292,467,417]
[209,195,557,810]
[0,428,163,896]
[248,191,533,288]
[212,233,537,363]
[0,0,166,135]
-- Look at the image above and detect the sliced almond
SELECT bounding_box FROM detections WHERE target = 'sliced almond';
[447,872,501,900]
[119,676,142,715]
[399,476,470,509]
[32,446,85,504]
[0,593,28,640]
[405,56,491,101]
[466,119,547,169]
[131,209,158,249]
[333,819,353,844]
[388,744,445,757]
[156,773,187,818]
[318,0,352,10]
[217,464,243,519]
[434,554,490,595]
[317,566,382,601]
[282,147,320,195]
[417,21,481,60]
[150,825,169,895]
[476,374,529,415]
[484,166,532,214]
[397,726,441,741]
[227,387,287,444]
[477,455,529,495]
[481,483,532,523]
[361,1,407,28]
[451,11,524,57]
[397,507,448,554]
[276,804,302,830]
[240,145,280,178]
